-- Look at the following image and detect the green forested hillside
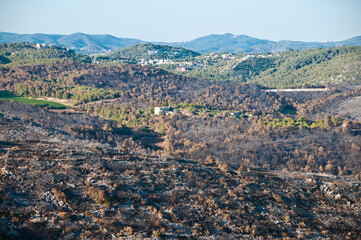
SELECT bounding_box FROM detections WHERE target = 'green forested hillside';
[178,46,361,88]
[96,43,200,62]
[252,46,361,88]
[0,42,91,65]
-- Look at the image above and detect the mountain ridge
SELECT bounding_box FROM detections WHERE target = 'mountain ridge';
[1,31,360,54]
[173,33,361,53]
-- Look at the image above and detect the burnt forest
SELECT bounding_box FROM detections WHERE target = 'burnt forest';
[0,42,360,239]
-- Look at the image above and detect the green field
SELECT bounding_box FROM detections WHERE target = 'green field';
[0,90,67,109]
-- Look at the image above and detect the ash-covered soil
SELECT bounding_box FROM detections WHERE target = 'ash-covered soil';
[0,114,360,239]
[335,95,361,121]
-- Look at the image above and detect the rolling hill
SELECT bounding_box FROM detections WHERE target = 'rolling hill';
[172,46,361,88]
[1,32,361,54]
[96,43,201,62]
[0,32,144,55]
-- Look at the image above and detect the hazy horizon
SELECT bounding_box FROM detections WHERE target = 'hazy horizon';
[1,31,360,44]
[1,0,361,43]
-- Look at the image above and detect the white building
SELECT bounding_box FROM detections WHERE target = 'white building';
[154,107,177,115]
[230,112,241,117]
[154,107,168,115]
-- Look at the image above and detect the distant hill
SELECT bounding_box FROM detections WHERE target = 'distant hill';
[171,33,275,53]
[0,32,144,55]
[1,32,361,54]
[337,36,361,46]
[97,43,200,62]
[172,33,361,53]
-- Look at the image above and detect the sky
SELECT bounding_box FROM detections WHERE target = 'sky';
[0,0,360,42]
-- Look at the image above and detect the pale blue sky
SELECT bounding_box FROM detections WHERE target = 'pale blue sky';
[0,0,360,42]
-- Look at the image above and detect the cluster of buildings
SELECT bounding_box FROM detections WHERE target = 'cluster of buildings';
[139,59,175,66]
[136,51,280,72]
[139,52,278,71]
[33,43,52,49]
[206,52,236,60]
[243,53,275,59]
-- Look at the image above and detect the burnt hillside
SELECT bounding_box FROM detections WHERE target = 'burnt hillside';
[0,106,360,239]
[0,61,284,112]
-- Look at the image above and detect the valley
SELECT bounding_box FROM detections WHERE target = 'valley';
[0,41,360,239]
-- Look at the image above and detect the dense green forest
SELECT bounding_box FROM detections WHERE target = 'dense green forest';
[0,42,91,65]
[161,46,361,88]
[95,43,200,62]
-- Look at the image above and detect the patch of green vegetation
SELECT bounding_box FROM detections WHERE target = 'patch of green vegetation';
[11,98,67,109]
[264,116,341,129]
[0,90,67,109]
[12,82,121,105]
[85,105,154,128]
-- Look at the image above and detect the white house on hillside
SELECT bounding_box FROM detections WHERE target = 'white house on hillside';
[154,107,177,115]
